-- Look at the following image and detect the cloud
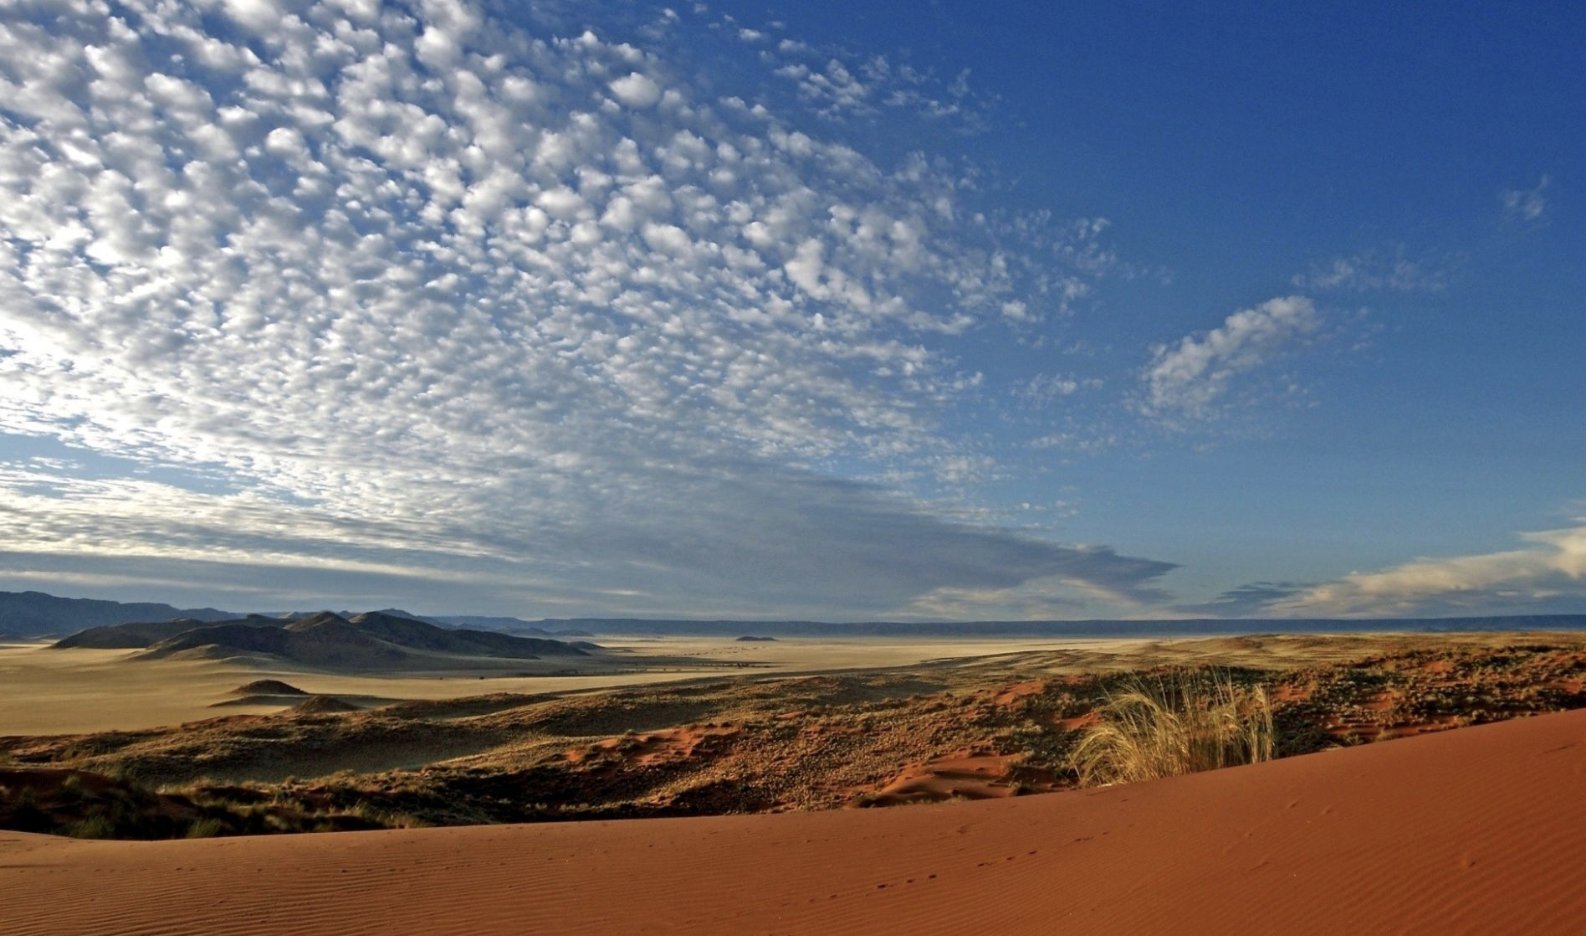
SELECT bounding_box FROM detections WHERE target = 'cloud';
[220,0,285,34]
[903,547,1179,620]
[1263,520,1586,618]
[0,0,1150,617]
[1017,372,1103,407]
[608,72,662,108]
[0,455,1177,618]
[1137,296,1320,425]
[1500,175,1550,222]
[1292,247,1452,293]
[753,31,990,130]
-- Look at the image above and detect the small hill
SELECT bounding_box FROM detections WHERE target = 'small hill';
[231,680,308,697]
[216,678,316,708]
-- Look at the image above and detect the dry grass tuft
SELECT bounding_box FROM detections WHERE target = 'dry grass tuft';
[1070,669,1275,787]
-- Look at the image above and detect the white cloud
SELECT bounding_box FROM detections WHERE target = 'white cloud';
[1500,175,1550,222]
[0,0,1150,617]
[608,72,662,108]
[221,0,284,34]
[1268,520,1586,618]
[1138,296,1320,425]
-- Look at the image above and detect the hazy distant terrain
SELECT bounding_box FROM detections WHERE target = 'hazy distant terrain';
[531,615,1586,637]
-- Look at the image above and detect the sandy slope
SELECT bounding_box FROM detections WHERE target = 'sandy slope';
[6,709,1585,936]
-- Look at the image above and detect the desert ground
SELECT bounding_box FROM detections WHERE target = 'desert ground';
[5,707,1585,935]
[5,630,1586,932]
[0,634,1151,734]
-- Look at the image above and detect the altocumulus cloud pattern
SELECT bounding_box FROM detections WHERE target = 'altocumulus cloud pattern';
[0,0,1175,616]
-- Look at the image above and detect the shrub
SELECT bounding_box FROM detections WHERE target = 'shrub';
[66,814,117,839]
[185,817,227,839]
[1069,669,1275,787]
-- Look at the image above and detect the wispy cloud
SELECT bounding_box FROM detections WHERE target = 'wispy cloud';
[1136,296,1320,426]
[1500,175,1550,222]
[0,0,1151,617]
[1292,246,1453,293]
[1016,372,1103,407]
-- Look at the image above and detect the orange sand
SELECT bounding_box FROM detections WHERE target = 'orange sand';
[5,708,1585,935]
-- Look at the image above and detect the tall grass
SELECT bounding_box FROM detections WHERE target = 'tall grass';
[1069,669,1275,787]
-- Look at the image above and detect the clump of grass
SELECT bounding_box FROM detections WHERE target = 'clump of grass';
[184,817,227,839]
[65,814,117,839]
[1069,669,1275,787]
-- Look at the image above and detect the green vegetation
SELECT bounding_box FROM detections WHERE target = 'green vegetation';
[1069,669,1275,787]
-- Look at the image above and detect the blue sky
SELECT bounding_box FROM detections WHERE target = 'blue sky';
[0,0,1581,619]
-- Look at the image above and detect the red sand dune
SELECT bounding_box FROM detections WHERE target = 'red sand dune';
[6,708,1586,935]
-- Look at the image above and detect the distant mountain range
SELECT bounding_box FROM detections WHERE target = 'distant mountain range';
[432,615,594,638]
[0,591,234,638]
[0,592,591,639]
[54,610,593,669]
[5,590,1584,641]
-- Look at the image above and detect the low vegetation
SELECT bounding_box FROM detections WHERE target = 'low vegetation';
[1069,669,1274,786]
[3,633,1585,838]
[0,768,389,839]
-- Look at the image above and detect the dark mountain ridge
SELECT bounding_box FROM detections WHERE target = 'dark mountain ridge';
[55,615,282,650]
[54,610,591,669]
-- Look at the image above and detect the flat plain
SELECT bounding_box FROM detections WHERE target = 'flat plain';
[0,634,1136,734]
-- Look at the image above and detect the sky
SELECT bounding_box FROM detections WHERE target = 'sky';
[0,0,1582,621]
